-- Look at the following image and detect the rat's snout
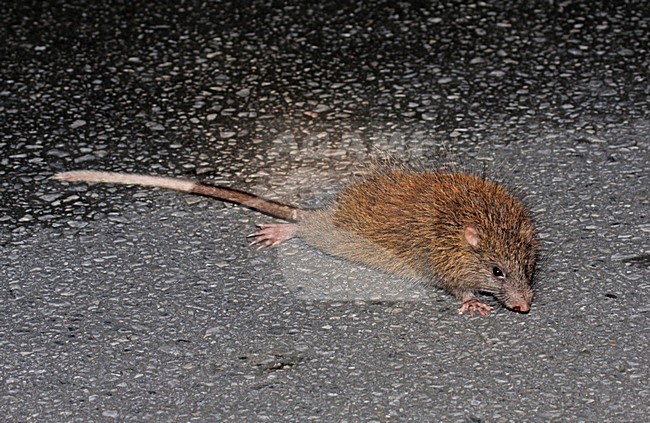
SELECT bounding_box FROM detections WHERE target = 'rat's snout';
[505,286,533,313]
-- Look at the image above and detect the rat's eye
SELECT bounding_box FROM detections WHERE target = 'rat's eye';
[492,266,505,278]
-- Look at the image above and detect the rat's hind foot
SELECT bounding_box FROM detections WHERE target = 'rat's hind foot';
[458,296,494,317]
[248,223,298,249]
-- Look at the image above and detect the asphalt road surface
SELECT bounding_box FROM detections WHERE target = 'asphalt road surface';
[1,1,648,421]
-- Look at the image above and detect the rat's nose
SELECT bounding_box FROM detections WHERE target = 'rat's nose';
[512,303,530,313]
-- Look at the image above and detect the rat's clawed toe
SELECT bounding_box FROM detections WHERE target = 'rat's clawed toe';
[458,298,494,317]
[248,223,298,249]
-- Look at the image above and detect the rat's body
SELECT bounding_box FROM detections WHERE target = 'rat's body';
[54,168,539,316]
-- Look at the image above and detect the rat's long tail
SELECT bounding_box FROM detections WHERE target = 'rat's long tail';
[52,170,300,222]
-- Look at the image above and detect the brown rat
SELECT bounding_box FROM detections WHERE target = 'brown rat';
[53,168,539,316]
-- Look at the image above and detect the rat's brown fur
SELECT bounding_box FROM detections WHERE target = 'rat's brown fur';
[300,170,539,314]
[53,168,539,316]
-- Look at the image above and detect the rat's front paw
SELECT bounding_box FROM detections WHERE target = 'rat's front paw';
[458,298,494,317]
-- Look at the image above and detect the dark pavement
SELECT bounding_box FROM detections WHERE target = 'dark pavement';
[1,1,648,421]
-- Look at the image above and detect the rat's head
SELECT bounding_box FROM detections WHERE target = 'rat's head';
[462,218,539,313]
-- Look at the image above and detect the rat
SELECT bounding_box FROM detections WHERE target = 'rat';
[53,168,539,316]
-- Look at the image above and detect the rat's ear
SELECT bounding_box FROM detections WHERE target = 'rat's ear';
[464,226,480,247]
